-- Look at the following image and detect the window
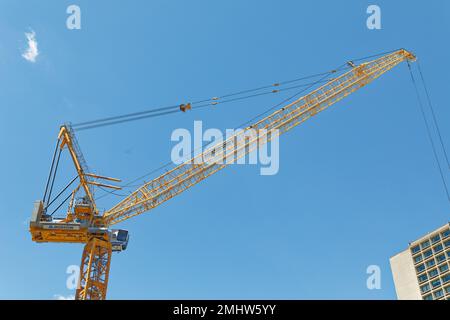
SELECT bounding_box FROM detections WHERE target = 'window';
[423,249,433,258]
[423,294,433,300]
[421,240,431,249]
[428,269,438,278]
[431,234,441,244]
[117,230,128,241]
[444,240,450,248]
[446,286,450,294]
[436,254,446,263]
[434,244,444,253]
[416,264,425,273]
[442,229,450,239]
[418,274,428,283]
[434,289,444,298]
[411,245,420,254]
[442,274,450,284]
[439,264,449,273]
[447,251,450,258]
[420,283,430,292]
[413,255,423,264]
[426,259,436,268]
[431,279,441,288]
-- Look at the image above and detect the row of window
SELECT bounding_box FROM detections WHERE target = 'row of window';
[415,251,450,273]
[418,263,449,283]
[411,228,450,254]
[420,274,450,293]
[413,246,449,264]
[412,241,450,262]
[423,285,450,300]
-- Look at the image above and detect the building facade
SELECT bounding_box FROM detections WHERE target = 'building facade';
[390,222,450,300]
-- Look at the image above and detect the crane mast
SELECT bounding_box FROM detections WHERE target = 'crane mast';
[29,49,416,300]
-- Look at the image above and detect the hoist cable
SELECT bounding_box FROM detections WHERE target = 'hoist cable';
[49,193,73,217]
[46,148,62,205]
[94,50,403,201]
[198,70,340,102]
[417,61,450,170]
[72,104,179,128]
[95,65,346,200]
[238,63,348,129]
[73,69,348,132]
[43,139,60,202]
[95,162,175,200]
[97,186,128,197]
[190,78,337,111]
[350,48,400,63]
[45,176,78,209]
[74,109,180,131]
[408,62,450,204]
[74,49,400,134]
[74,78,336,132]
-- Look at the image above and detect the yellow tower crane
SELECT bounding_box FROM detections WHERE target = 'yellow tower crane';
[29,49,416,299]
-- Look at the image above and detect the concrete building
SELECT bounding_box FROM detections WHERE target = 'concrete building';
[390,222,450,300]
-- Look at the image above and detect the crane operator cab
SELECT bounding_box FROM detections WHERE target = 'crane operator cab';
[110,229,129,252]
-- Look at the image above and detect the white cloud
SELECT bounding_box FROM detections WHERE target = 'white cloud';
[53,294,75,300]
[22,30,39,63]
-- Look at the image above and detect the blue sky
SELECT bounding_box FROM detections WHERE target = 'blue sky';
[0,1,449,299]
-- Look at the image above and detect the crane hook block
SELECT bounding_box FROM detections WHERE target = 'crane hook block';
[180,103,192,112]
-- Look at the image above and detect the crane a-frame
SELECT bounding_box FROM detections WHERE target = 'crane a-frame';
[30,49,416,299]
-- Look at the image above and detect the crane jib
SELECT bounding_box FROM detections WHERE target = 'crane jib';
[102,49,416,226]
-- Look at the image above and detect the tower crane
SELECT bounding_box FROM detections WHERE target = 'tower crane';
[29,49,416,299]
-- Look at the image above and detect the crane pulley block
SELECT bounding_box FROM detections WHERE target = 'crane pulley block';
[180,102,192,112]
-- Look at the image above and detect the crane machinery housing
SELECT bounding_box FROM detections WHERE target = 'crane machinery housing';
[29,49,417,300]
